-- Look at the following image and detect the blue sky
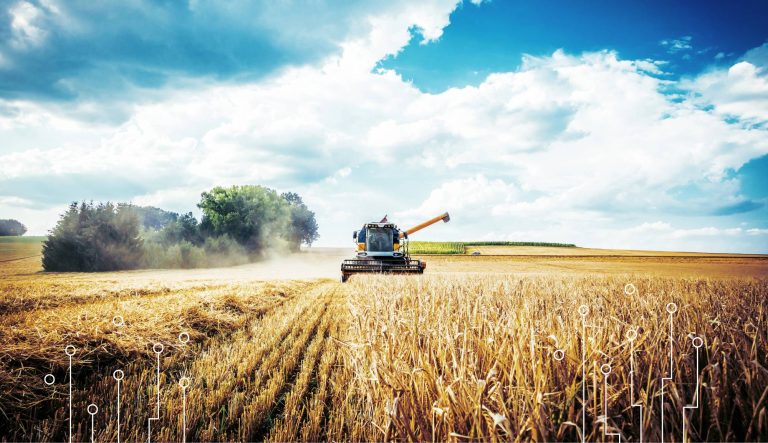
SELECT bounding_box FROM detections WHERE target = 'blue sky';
[0,0,767,252]
[381,0,768,91]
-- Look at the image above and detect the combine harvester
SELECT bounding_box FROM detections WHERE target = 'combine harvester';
[340,212,450,282]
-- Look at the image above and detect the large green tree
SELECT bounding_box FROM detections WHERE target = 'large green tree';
[198,186,318,253]
[199,185,290,252]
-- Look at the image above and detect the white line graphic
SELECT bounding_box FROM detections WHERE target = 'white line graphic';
[147,342,163,443]
[601,363,622,442]
[64,345,76,443]
[627,327,643,443]
[87,403,98,443]
[660,302,677,443]
[578,304,589,443]
[179,377,191,443]
[682,336,703,443]
[178,331,191,443]
[113,369,125,443]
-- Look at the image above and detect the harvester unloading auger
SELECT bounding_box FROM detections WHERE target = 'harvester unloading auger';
[340,212,450,282]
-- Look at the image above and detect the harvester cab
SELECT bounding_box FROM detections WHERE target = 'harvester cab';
[340,212,450,282]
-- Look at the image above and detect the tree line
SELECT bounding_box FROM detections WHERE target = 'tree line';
[42,185,319,271]
[0,219,27,236]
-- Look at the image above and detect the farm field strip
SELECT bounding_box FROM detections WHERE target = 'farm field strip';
[408,242,578,255]
[0,252,766,442]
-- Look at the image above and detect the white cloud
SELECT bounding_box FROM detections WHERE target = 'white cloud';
[331,0,459,72]
[0,5,767,252]
[639,224,721,238]
[324,167,352,184]
[397,174,518,220]
[685,61,768,124]
[9,1,47,48]
[660,36,692,54]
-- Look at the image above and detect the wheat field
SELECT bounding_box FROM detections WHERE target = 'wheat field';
[0,243,766,441]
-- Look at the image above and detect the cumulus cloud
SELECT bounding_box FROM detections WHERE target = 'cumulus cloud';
[686,60,768,124]
[0,0,461,103]
[0,2,766,252]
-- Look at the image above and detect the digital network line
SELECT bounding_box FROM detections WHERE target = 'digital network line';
[113,369,125,443]
[64,345,76,443]
[660,302,677,443]
[148,342,164,443]
[178,332,191,443]
[87,403,98,443]
[578,304,589,443]
[601,363,622,443]
[682,336,703,443]
[627,327,643,443]
[179,377,191,443]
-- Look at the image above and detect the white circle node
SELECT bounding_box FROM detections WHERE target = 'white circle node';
[179,377,191,389]
[600,363,612,375]
[553,349,565,361]
[153,342,164,354]
[113,369,124,381]
[178,332,190,344]
[112,315,125,326]
[87,404,98,415]
[692,336,703,348]
[44,374,55,385]
[578,305,589,317]
[626,328,638,341]
[624,283,637,295]
[64,345,76,356]
[666,302,678,314]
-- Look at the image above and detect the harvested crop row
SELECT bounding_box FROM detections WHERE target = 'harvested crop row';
[265,285,350,442]
[233,286,334,441]
[0,280,318,441]
[129,282,337,442]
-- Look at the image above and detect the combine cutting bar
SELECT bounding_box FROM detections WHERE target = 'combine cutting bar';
[340,258,425,282]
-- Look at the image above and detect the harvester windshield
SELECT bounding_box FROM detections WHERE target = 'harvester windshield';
[367,227,392,252]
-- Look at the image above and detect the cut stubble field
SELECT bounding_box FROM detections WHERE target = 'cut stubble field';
[0,241,766,441]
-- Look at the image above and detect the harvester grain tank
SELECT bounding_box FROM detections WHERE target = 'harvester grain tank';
[340,212,450,282]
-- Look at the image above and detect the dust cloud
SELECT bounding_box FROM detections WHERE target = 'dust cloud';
[109,247,352,283]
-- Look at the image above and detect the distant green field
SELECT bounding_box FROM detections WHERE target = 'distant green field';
[407,241,466,254]
[0,236,46,243]
[407,241,576,254]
